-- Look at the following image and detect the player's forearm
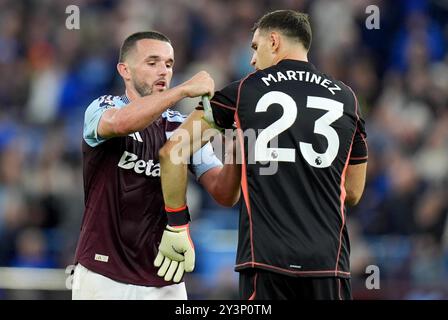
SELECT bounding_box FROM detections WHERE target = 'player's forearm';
[112,86,187,135]
[210,162,241,207]
[160,109,218,209]
[159,150,188,209]
[344,163,367,207]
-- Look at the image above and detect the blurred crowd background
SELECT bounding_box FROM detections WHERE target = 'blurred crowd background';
[0,0,447,299]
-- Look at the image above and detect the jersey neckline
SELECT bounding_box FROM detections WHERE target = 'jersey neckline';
[276,59,317,71]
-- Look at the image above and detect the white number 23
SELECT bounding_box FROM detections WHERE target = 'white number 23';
[254,91,344,168]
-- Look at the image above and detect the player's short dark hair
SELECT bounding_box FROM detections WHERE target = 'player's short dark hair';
[252,10,312,51]
[119,31,171,62]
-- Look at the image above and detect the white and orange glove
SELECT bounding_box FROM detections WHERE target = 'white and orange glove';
[154,206,195,283]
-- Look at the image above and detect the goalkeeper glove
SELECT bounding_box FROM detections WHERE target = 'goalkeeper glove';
[154,206,195,283]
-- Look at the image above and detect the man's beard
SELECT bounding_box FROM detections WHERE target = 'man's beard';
[133,78,153,97]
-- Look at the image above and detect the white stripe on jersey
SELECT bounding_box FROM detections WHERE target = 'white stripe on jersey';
[165,131,174,139]
[128,132,143,142]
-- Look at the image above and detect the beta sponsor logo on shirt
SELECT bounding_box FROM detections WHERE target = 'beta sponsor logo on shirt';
[117,151,160,177]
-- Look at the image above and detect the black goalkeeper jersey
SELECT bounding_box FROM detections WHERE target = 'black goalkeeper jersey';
[208,60,368,278]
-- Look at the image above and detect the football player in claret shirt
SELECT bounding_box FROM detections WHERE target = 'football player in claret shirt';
[158,10,368,300]
[72,31,240,300]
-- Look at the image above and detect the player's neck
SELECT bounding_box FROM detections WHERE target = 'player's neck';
[125,88,140,102]
[274,48,308,65]
[275,55,308,64]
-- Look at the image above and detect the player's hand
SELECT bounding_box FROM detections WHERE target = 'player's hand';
[154,224,195,282]
[181,71,214,98]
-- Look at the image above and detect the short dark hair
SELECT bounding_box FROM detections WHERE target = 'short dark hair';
[119,31,171,62]
[252,10,312,51]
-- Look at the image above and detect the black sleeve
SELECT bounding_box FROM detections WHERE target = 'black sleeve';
[349,104,368,165]
[197,81,239,129]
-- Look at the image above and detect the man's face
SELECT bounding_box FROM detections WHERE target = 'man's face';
[127,39,174,97]
[250,29,274,70]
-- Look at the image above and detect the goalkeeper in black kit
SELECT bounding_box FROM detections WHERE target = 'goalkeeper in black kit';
[157,10,368,300]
